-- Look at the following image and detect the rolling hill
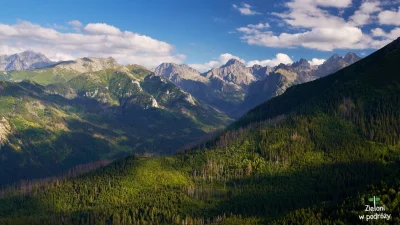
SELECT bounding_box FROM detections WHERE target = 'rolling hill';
[0,37,398,225]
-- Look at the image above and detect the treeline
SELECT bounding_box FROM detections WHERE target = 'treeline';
[0,159,111,199]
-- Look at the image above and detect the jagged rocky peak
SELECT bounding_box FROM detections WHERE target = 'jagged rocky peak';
[328,54,341,61]
[275,63,291,70]
[344,52,361,62]
[315,52,361,78]
[154,62,206,83]
[155,63,200,75]
[18,51,50,61]
[145,73,167,83]
[204,58,255,87]
[294,58,310,65]
[0,51,54,71]
[291,58,311,70]
[251,64,263,70]
[221,58,246,68]
[251,64,274,80]
[323,53,361,65]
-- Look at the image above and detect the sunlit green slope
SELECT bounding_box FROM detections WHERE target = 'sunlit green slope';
[0,67,230,185]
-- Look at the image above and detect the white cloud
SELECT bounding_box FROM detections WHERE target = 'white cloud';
[0,20,185,67]
[237,23,270,34]
[233,3,260,15]
[84,23,121,35]
[189,53,328,72]
[189,53,245,72]
[53,53,75,61]
[371,28,386,37]
[239,26,371,51]
[188,61,220,72]
[378,7,400,25]
[381,0,400,6]
[273,0,350,29]
[219,53,245,64]
[49,23,68,30]
[67,20,82,27]
[247,53,293,67]
[371,27,400,39]
[237,0,396,51]
[313,0,352,8]
[248,23,270,29]
[349,1,381,26]
[308,58,325,65]
[189,53,295,72]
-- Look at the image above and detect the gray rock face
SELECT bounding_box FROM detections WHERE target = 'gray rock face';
[154,62,245,114]
[251,64,274,80]
[234,53,362,117]
[154,63,207,84]
[0,51,54,71]
[291,58,312,72]
[204,59,256,88]
[50,57,119,73]
[153,53,361,117]
[314,52,361,77]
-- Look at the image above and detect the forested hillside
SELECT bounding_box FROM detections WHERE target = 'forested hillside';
[0,67,230,185]
[0,38,399,224]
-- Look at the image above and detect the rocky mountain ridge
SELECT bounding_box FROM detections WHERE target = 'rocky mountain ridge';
[49,57,120,73]
[0,51,54,71]
[1,51,361,118]
[154,52,361,117]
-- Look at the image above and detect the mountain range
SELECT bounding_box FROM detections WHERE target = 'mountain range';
[0,50,361,184]
[1,51,361,117]
[1,52,361,117]
[0,58,231,184]
[154,53,361,116]
[0,36,398,225]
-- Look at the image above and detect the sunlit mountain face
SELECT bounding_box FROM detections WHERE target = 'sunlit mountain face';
[0,0,399,224]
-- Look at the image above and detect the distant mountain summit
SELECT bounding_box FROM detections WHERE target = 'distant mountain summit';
[0,50,361,118]
[0,51,54,71]
[154,63,207,83]
[50,57,119,73]
[315,52,361,77]
[204,59,256,87]
[291,58,313,71]
[236,53,362,116]
[250,64,274,80]
[154,52,361,117]
[154,62,245,114]
[1,56,122,85]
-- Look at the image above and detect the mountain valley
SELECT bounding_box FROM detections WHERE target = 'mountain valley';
[0,35,398,225]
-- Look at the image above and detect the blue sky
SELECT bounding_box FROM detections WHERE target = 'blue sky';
[0,0,399,71]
